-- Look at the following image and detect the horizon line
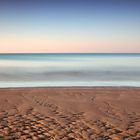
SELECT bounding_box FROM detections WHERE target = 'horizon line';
[0,53,140,54]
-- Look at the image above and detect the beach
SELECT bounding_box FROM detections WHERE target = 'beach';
[0,87,140,140]
[1,0,140,139]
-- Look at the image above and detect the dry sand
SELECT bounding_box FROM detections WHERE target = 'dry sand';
[0,87,140,140]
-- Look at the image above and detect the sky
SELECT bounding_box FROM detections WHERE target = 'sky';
[0,0,140,53]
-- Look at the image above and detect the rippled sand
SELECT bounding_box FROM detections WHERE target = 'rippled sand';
[0,87,140,140]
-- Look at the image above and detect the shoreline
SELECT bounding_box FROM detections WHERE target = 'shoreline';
[0,86,140,89]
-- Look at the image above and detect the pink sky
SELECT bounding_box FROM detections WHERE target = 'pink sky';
[0,36,139,53]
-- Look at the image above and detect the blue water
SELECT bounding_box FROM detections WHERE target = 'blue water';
[0,53,140,87]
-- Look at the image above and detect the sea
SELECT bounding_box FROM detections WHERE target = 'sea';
[0,53,140,88]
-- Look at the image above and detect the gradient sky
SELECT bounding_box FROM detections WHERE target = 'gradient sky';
[0,0,140,53]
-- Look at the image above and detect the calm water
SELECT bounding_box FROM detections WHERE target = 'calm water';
[0,53,140,87]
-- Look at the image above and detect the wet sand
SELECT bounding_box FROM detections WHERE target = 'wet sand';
[0,87,140,140]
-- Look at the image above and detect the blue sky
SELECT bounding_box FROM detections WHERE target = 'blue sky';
[0,0,140,53]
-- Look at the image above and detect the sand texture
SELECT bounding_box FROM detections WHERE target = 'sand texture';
[0,87,140,140]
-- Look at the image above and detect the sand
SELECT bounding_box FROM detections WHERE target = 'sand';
[0,87,140,140]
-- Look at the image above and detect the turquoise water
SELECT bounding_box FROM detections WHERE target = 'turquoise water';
[0,53,140,87]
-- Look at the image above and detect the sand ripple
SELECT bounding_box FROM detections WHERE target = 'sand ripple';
[0,87,140,140]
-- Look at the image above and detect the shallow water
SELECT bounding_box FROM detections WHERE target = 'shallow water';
[0,53,140,87]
